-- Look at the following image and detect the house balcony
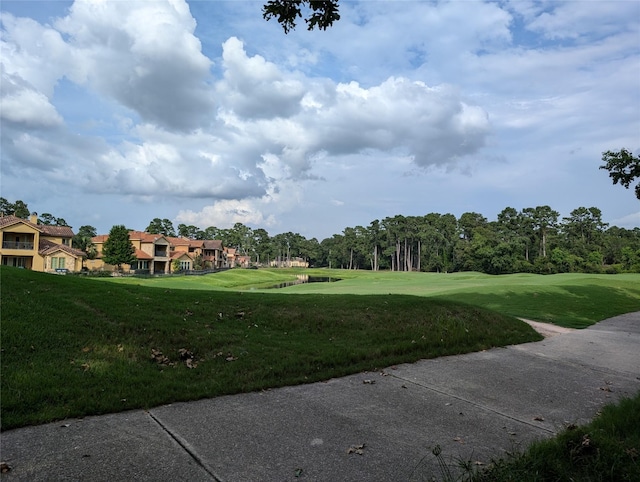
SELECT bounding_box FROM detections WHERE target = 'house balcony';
[2,241,35,250]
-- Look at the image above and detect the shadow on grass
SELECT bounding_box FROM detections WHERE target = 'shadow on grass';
[434,284,640,329]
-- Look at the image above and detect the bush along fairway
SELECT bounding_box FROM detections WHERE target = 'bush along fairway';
[0,267,541,430]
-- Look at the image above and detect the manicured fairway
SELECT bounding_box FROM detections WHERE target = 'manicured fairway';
[104,269,640,328]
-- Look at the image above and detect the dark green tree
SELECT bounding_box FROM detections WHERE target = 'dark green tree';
[102,225,136,271]
[263,0,340,33]
[73,225,97,252]
[38,213,70,226]
[73,225,98,269]
[522,206,559,259]
[145,218,176,237]
[251,228,272,265]
[0,197,13,216]
[1,199,31,218]
[600,149,640,199]
[203,226,222,240]
[177,223,205,239]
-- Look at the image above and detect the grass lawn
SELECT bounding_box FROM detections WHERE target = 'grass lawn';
[104,268,640,328]
[3,267,639,480]
[1,266,542,430]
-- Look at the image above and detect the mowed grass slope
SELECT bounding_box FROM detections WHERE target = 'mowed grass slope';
[1,267,541,430]
[105,269,640,328]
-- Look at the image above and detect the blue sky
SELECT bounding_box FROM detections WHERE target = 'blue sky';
[1,0,638,239]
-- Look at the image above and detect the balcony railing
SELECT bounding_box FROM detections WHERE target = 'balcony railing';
[2,241,35,250]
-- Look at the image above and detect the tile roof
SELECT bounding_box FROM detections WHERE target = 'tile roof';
[170,251,194,260]
[39,225,74,238]
[92,231,225,251]
[134,248,153,260]
[38,240,85,257]
[204,240,223,250]
[0,215,33,229]
[2,215,38,230]
[1,215,74,237]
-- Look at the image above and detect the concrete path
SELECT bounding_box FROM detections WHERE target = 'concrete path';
[2,312,639,481]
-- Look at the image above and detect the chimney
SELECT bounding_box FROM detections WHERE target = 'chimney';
[30,212,38,224]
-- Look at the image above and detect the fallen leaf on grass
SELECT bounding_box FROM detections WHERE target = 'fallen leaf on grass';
[363,379,376,385]
[151,349,174,367]
[178,348,194,360]
[1,462,10,473]
[347,443,366,455]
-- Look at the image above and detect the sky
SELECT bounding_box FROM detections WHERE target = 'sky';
[1,0,639,240]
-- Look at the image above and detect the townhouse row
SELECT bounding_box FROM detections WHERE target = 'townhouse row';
[0,214,249,274]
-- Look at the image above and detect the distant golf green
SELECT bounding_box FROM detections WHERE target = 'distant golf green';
[103,268,640,328]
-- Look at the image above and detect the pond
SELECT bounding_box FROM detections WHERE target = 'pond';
[266,274,341,289]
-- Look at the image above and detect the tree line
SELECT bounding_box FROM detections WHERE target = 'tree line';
[144,207,639,274]
[3,203,639,275]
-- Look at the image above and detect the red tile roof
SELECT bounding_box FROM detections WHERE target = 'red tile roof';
[170,251,194,260]
[38,240,85,257]
[134,248,153,260]
[40,225,74,238]
[0,215,74,238]
[204,240,223,250]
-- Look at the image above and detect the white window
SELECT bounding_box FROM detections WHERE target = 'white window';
[51,257,65,269]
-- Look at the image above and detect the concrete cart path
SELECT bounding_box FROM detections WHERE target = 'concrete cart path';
[2,312,639,481]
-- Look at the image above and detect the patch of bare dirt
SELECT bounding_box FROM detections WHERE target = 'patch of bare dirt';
[519,318,576,338]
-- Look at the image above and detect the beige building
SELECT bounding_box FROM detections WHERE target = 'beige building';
[0,214,85,273]
[269,256,309,268]
[88,231,227,274]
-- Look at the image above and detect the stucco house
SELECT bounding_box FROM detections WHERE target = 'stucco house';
[88,231,227,273]
[0,214,85,272]
[187,239,226,269]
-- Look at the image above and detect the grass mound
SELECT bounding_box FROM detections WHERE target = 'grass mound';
[104,269,640,328]
[1,266,540,430]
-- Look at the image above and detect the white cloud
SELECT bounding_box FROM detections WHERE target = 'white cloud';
[176,199,276,230]
[54,0,215,131]
[611,211,640,229]
[524,1,638,40]
[216,37,305,119]
[0,0,637,238]
[0,72,62,127]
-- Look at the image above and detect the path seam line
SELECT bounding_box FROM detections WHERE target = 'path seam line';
[147,410,223,482]
[388,374,557,435]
